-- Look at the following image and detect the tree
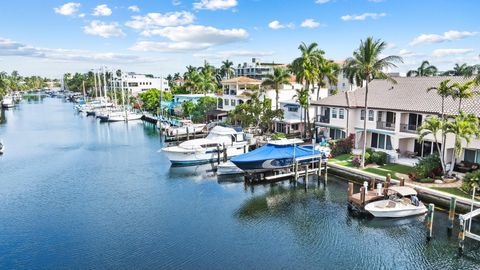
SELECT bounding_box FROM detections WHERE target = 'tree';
[442,63,475,76]
[220,60,235,79]
[138,88,173,113]
[184,70,201,94]
[182,100,195,118]
[418,116,447,173]
[444,112,480,175]
[316,59,340,98]
[293,88,310,138]
[343,37,403,168]
[261,67,291,110]
[407,60,437,77]
[451,80,477,112]
[427,79,455,119]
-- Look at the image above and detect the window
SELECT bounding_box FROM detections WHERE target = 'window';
[330,128,346,140]
[231,99,236,106]
[224,99,229,106]
[464,149,480,163]
[291,124,299,130]
[368,110,374,121]
[339,109,345,119]
[370,132,393,150]
[332,108,337,118]
[288,107,299,112]
[360,110,365,120]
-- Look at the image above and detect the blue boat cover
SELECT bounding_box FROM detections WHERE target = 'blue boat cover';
[231,144,320,163]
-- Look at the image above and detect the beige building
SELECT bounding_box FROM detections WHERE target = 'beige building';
[312,76,480,166]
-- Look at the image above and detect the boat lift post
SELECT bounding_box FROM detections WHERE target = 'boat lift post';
[458,187,479,253]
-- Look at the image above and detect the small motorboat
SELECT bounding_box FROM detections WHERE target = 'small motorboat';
[1,96,15,108]
[364,186,427,218]
[217,161,244,175]
[165,120,206,137]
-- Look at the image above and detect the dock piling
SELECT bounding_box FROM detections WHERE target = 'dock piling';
[426,203,435,241]
[448,197,457,233]
[370,177,375,191]
[400,177,405,187]
[294,161,298,181]
[458,217,466,253]
[304,165,308,184]
[360,186,366,206]
[216,145,221,165]
[222,143,227,162]
[347,182,353,201]
[317,159,322,177]
[384,174,391,196]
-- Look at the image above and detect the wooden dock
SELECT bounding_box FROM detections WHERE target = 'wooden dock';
[347,174,399,211]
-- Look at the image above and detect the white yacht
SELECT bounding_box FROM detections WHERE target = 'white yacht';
[161,126,249,165]
[98,110,143,122]
[1,95,15,108]
[165,120,206,137]
[364,186,428,218]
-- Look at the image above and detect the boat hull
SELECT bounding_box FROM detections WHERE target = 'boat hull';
[162,145,246,165]
[365,200,428,218]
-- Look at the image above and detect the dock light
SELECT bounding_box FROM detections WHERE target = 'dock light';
[363,181,368,189]
[377,183,382,196]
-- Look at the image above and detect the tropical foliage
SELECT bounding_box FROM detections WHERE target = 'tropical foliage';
[261,67,291,110]
[407,60,438,77]
[138,88,173,113]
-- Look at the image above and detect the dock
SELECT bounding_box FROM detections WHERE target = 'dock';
[347,174,400,212]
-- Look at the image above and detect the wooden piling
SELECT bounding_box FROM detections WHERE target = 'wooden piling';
[347,182,353,201]
[360,186,366,206]
[448,197,457,231]
[400,177,405,187]
[186,128,190,141]
[216,145,221,165]
[304,165,308,184]
[294,161,298,181]
[222,143,227,162]
[426,203,435,241]
[458,217,466,253]
[384,174,391,196]
[176,130,179,142]
[317,159,322,177]
[370,177,375,191]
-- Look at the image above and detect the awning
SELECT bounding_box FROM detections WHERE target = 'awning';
[315,123,346,130]
[354,127,395,135]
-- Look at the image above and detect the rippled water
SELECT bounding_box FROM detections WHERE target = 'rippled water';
[0,96,479,269]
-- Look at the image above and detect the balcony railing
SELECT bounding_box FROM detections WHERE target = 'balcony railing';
[400,123,418,133]
[316,115,330,124]
[376,121,395,131]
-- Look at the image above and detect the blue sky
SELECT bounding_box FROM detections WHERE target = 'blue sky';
[0,0,478,78]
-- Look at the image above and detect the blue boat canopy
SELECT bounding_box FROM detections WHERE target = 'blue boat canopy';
[231,144,320,163]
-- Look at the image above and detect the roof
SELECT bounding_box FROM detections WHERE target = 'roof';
[389,186,417,196]
[221,76,262,84]
[311,76,480,116]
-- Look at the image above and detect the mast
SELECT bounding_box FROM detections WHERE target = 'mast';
[82,80,86,101]
[93,70,98,99]
[102,66,107,102]
[120,70,127,121]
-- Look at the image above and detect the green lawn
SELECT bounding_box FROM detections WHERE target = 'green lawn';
[431,187,474,200]
[331,154,351,162]
[364,167,401,180]
[380,164,414,174]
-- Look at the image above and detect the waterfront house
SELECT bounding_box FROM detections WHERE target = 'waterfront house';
[110,73,169,96]
[273,100,315,135]
[235,58,285,81]
[312,76,480,166]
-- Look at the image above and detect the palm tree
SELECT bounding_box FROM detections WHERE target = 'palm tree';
[261,67,291,110]
[417,116,447,173]
[316,59,340,98]
[293,88,309,138]
[220,60,235,79]
[444,112,480,175]
[290,42,323,137]
[198,71,216,96]
[427,79,455,119]
[184,70,201,94]
[443,63,475,76]
[407,60,438,77]
[451,80,477,111]
[343,37,403,168]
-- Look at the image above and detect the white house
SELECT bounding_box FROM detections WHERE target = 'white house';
[235,58,285,81]
[312,76,480,166]
[118,73,169,96]
[273,100,315,135]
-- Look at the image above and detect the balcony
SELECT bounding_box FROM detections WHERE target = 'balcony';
[400,123,419,134]
[316,115,330,124]
[376,121,395,131]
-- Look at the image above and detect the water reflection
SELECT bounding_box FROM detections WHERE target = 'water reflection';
[0,109,6,125]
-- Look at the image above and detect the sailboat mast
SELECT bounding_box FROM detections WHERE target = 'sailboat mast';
[93,70,98,99]
[102,66,107,102]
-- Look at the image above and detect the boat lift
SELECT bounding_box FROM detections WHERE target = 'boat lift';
[458,186,479,253]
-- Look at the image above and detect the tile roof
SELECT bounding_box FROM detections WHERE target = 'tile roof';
[221,76,261,84]
[311,76,480,116]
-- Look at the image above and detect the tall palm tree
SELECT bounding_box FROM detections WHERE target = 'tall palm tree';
[427,79,455,119]
[261,67,291,110]
[417,116,447,173]
[184,70,201,94]
[293,88,310,138]
[290,42,323,137]
[444,112,480,175]
[452,80,477,111]
[407,60,438,77]
[316,59,340,98]
[443,63,475,76]
[198,71,217,96]
[343,37,403,168]
[220,60,235,79]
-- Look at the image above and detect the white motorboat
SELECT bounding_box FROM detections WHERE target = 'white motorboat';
[161,126,249,165]
[217,161,244,175]
[165,120,206,137]
[1,95,15,108]
[364,186,427,218]
[98,110,143,122]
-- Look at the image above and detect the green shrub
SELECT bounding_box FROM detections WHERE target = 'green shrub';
[418,177,435,183]
[413,154,442,179]
[364,152,371,164]
[371,151,388,166]
[331,133,355,157]
[271,132,286,140]
[462,171,480,193]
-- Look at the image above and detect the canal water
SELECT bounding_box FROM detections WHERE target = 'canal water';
[0,96,479,269]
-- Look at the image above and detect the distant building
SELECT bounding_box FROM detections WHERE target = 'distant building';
[111,73,169,96]
[273,100,315,135]
[235,58,285,81]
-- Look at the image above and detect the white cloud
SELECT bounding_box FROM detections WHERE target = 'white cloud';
[341,12,386,21]
[92,4,112,16]
[83,21,125,38]
[131,25,248,52]
[128,5,140,12]
[315,0,330,4]
[301,19,321,28]
[125,11,195,30]
[54,2,81,16]
[0,37,150,63]
[432,48,475,58]
[193,0,238,10]
[78,13,86,18]
[409,30,479,46]
[268,20,294,30]
[385,42,396,49]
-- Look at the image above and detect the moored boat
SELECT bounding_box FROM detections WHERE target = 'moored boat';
[364,186,427,218]
[217,161,244,175]
[1,95,15,108]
